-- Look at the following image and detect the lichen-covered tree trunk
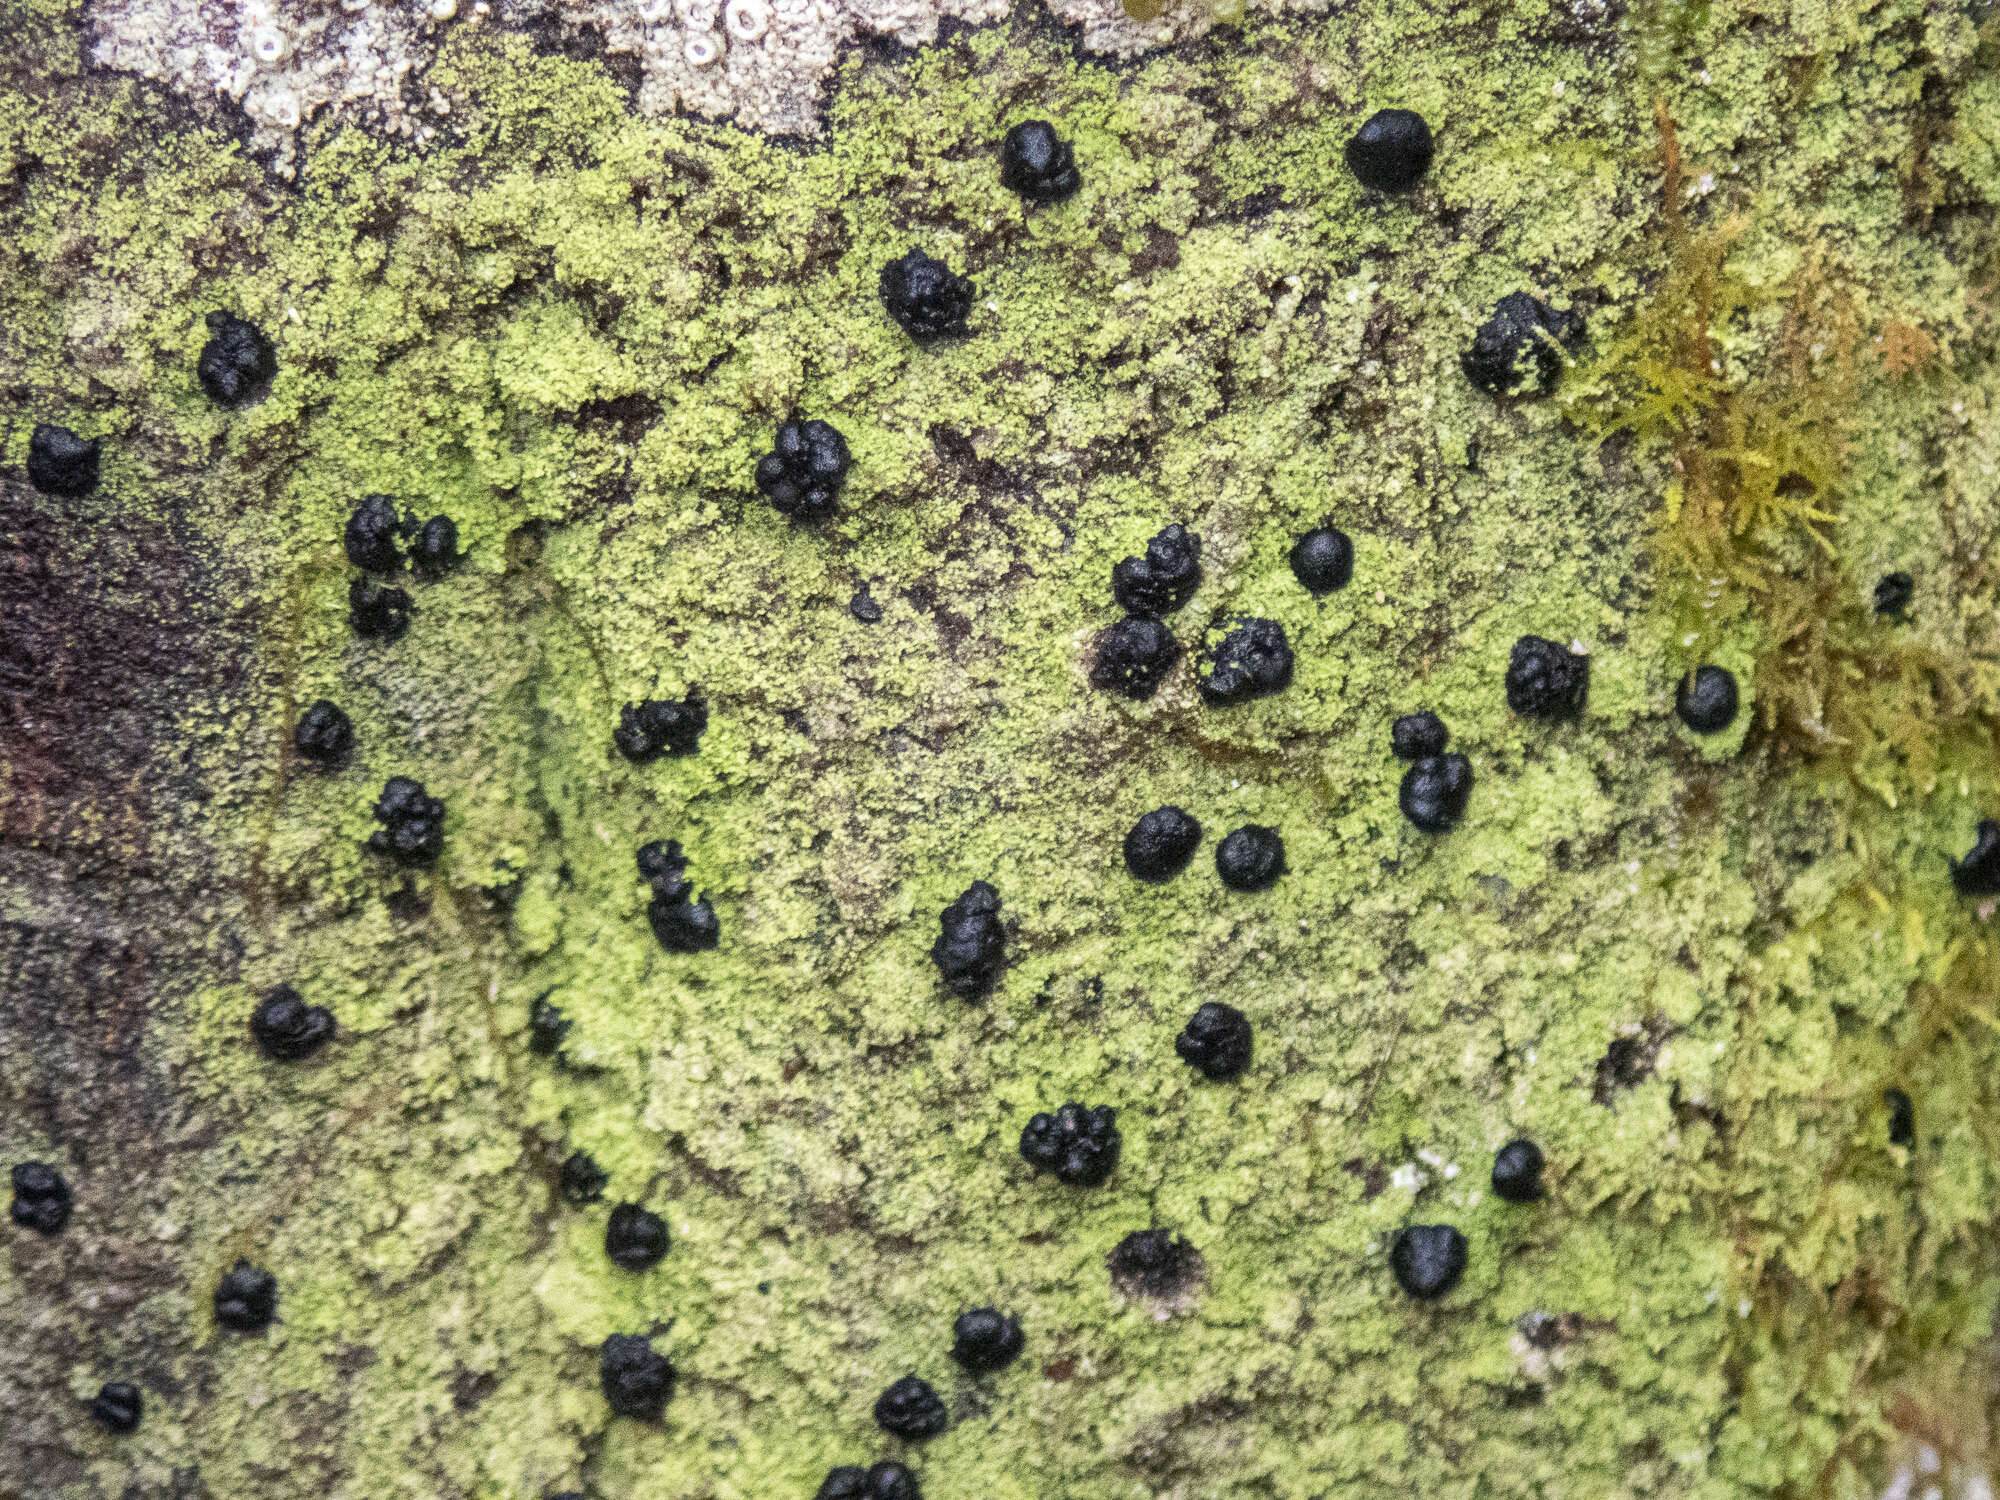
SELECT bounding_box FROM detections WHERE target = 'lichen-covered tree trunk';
[4,0,2000,1494]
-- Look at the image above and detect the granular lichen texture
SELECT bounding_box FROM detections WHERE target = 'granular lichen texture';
[3,0,2000,1493]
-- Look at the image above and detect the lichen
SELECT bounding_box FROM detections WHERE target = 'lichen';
[4,0,2000,1496]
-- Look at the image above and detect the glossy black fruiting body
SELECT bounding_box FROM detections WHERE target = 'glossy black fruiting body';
[1019,1102,1120,1187]
[1952,820,2000,896]
[817,1463,923,1500]
[1874,571,1915,618]
[1107,1228,1200,1297]
[1111,523,1202,618]
[1505,635,1589,721]
[27,423,101,497]
[1091,617,1181,700]
[1176,1001,1253,1081]
[1491,1139,1546,1203]
[1123,806,1202,883]
[850,586,883,623]
[251,985,335,1061]
[605,1203,671,1271]
[294,699,354,766]
[1391,710,1449,761]
[560,1151,608,1205]
[90,1382,143,1435]
[1391,1225,1467,1300]
[9,1162,72,1235]
[615,694,707,762]
[639,840,721,953]
[214,1262,278,1331]
[344,494,404,573]
[1344,108,1434,193]
[1216,825,1286,891]
[528,998,571,1056]
[1289,526,1354,595]
[348,578,412,641]
[1399,754,1473,834]
[950,1308,1024,1374]
[405,514,461,576]
[599,1334,675,1420]
[368,776,445,865]
[931,881,1005,999]
[874,1375,948,1441]
[879,249,974,341]
[999,119,1081,203]
[1462,292,1584,396]
[756,420,852,523]
[197,310,277,407]
[1199,618,1293,705]
[1885,1088,1915,1148]
[1675,666,1739,733]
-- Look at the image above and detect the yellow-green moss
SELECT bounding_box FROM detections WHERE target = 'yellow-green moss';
[3,0,2000,1497]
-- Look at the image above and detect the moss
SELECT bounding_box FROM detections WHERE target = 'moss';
[3,0,2000,1497]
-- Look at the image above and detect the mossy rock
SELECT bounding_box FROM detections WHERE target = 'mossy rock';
[4,0,2000,1496]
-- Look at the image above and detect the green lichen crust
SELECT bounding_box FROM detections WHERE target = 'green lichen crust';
[4,0,2000,1495]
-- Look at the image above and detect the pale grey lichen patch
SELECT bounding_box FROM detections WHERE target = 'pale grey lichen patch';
[85,0,1334,161]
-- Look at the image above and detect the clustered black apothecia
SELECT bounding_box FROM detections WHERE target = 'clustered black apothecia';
[874,1375,948,1441]
[1490,1139,1546,1203]
[817,1463,922,1500]
[27,423,101,497]
[295,699,354,766]
[10,1161,72,1234]
[851,585,883,623]
[1108,1228,1200,1298]
[1216,825,1285,892]
[1176,1001,1252,1081]
[616,694,707,762]
[198,310,277,407]
[1675,666,1739,734]
[1400,753,1472,835]
[251,985,335,1061]
[1112,524,1202,618]
[561,1151,608,1205]
[344,495,464,576]
[951,1308,1024,1373]
[1391,709,1471,833]
[529,997,572,1056]
[639,840,720,952]
[1462,292,1585,396]
[348,578,412,641]
[214,1261,278,1331]
[600,1333,675,1420]
[1952,820,2000,896]
[1506,635,1589,721]
[346,495,405,573]
[880,249,974,341]
[932,880,1005,999]
[1020,1102,1120,1187]
[1289,525,1353,595]
[1390,1224,1467,1300]
[1000,120,1081,203]
[1124,805,1202,883]
[1344,108,1434,194]
[605,1203,670,1271]
[1091,616,1181,700]
[1200,618,1293,705]
[368,776,445,865]
[90,1382,143,1436]
[757,420,852,523]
